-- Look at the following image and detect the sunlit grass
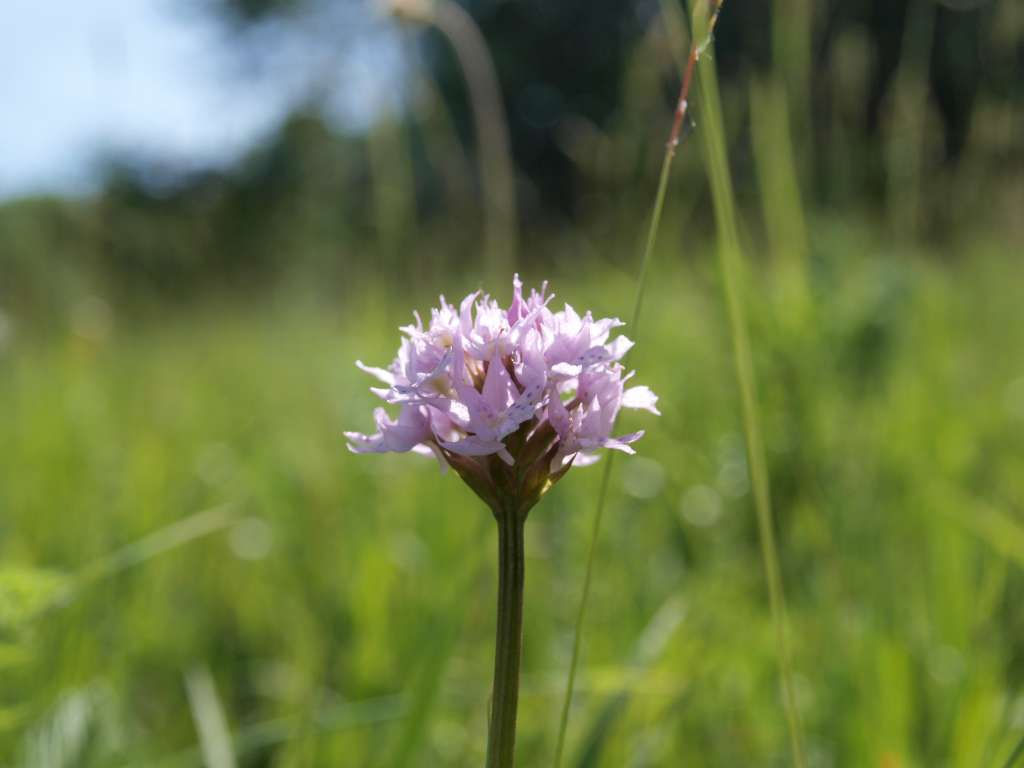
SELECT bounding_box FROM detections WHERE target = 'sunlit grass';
[697,54,806,766]
[1,240,1022,764]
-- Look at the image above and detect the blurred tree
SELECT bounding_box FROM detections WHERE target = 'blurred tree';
[211,0,305,21]
[421,0,1007,213]
[4,0,1016,314]
[187,0,1017,217]
[423,0,652,220]
[93,110,374,295]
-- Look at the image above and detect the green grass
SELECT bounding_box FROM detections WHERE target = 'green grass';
[2,234,1024,765]
[697,52,805,766]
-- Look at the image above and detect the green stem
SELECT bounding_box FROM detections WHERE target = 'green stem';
[1004,733,1024,768]
[552,18,705,767]
[486,507,526,768]
[430,0,518,274]
[551,451,613,768]
[696,51,806,768]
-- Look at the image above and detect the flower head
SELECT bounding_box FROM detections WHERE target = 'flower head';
[346,276,659,516]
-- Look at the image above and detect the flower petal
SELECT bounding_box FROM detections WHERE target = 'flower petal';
[438,434,508,458]
[345,406,433,454]
[356,360,397,386]
[622,385,661,414]
[482,353,514,413]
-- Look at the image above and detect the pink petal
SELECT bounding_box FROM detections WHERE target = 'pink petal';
[438,434,508,458]
[622,385,661,414]
[605,335,635,361]
[482,353,514,412]
[412,443,449,472]
[459,291,479,334]
[546,388,572,439]
[356,360,396,386]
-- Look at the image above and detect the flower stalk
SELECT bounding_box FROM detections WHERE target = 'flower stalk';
[486,501,526,768]
[345,278,659,764]
[552,4,725,765]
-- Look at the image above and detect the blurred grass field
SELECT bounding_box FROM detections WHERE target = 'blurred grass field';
[3,221,1024,765]
[3,1,1024,765]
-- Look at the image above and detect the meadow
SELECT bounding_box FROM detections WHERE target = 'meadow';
[3,1,1024,764]
[3,211,1024,766]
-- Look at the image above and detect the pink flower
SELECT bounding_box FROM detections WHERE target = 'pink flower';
[345,276,659,511]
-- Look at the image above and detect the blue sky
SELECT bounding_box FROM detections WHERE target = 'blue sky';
[1,0,402,200]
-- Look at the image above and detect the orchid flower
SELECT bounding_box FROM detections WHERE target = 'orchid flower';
[346,274,659,513]
[344,275,658,767]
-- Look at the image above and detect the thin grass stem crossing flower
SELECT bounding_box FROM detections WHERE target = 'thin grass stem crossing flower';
[346,276,658,766]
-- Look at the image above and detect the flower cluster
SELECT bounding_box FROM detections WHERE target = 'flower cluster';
[345,276,659,513]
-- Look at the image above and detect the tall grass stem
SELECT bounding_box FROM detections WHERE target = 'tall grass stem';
[696,53,806,767]
[551,7,714,764]
[749,77,811,313]
[35,504,239,621]
[390,0,518,273]
[184,664,239,768]
[78,504,237,587]
[1003,734,1024,768]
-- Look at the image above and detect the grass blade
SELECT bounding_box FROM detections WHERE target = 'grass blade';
[19,504,237,626]
[386,518,490,767]
[1004,735,1024,768]
[184,665,238,768]
[695,47,807,768]
[552,6,718,763]
[387,0,518,273]
[77,504,237,587]
[569,597,686,767]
